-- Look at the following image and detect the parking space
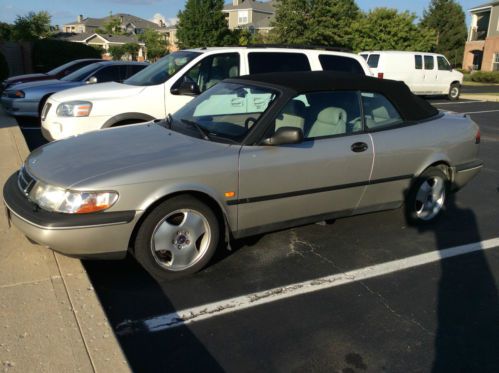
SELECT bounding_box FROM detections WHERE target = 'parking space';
[12,99,499,372]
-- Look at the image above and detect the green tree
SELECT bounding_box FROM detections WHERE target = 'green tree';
[12,11,52,41]
[270,0,360,48]
[420,0,467,66]
[123,42,140,60]
[176,0,233,48]
[0,22,13,41]
[97,17,124,35]
[139,29,168,61]
[108,45,126,60]
[352,8,436,52]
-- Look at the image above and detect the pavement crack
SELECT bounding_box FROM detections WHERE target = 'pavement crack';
[358,281,435,337]
[287,230,341,267]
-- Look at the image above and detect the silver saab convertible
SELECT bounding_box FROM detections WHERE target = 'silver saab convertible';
[3,71,482,280]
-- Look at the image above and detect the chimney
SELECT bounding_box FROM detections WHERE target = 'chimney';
[77,14,83,23]
[233,0,239,5]
[120,15,124,24]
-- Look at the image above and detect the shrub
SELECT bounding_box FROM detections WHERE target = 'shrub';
[32,39,101,73]
[470,71,499,84]
[0,51,9,81]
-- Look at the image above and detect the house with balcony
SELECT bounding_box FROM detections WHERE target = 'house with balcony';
[222,0,275,34]
[62,13,165,35]
[463,1,499,71]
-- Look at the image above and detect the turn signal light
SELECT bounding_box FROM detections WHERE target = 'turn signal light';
[224,191,235,198]
[475,128,481,144]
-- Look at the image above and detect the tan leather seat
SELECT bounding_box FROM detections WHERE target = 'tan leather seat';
[275,100,306,132]
[307,107,347,138]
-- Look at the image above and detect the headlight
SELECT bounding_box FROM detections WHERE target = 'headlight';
[7,90,24,98]
[30,182,118,214]
[56,101,92,117]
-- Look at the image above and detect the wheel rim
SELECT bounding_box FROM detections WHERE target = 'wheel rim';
[150,209,211,271]
[450,87,459,98]
[414,176,446,221]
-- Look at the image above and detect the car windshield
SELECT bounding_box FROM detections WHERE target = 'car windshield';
[48,60,82,75]
[124,51,201,86]
[60,63,102,82]
[169,82,278,144]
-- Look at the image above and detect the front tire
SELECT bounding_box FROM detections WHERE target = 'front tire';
[448,83,460,101]
[134,195,220,280]
[406,167,448,224]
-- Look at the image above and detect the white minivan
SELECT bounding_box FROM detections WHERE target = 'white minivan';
[359,51,463,101]
[41,46,372,141]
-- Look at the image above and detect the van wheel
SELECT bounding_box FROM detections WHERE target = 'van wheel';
[448,83,460,101]
[406,167,448,224]
[134,195,220,280]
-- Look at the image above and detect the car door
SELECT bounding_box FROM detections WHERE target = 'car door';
[436,56,453,94]
[355,92,428,212]
[423,55,438,93]
[237,91,374,233]
[167,53,241,115]
[410,54,426,93]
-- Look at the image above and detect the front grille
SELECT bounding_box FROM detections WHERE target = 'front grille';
[41,102,52,121]
[17,166,35,196]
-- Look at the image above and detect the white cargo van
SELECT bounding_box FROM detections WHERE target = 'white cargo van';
[359,51,463,101]
[41,46,372,141]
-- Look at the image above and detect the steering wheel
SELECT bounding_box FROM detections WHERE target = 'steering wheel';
[244,117,257,129]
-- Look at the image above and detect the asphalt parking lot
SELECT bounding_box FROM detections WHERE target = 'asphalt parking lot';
[15,98,499,372]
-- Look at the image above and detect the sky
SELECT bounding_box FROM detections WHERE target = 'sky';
[0,0,483,27]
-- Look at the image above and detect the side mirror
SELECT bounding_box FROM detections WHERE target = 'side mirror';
[171,80,200,96]
[87,76,98,84]
[262,127,304,146]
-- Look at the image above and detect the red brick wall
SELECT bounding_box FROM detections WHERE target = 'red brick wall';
[463,37,499,71]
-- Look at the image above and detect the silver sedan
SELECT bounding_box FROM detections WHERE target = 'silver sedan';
[3,71,482,280]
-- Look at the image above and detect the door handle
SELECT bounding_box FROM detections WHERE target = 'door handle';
[351,142,368,153]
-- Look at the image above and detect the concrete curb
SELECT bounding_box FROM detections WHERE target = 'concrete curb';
[460,93,499,102]
[0,112,131,373]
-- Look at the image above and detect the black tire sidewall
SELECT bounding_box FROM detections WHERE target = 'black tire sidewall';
[406,167,448,225]
[134,195,220,280]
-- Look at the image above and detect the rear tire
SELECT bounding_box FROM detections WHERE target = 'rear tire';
[134,195,220,280]
[448,83,460,101]
[406,167,448,225]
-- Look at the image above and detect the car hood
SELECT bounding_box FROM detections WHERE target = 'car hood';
[12,79,81,93]
[5,73,49,84]
[25,123,234,188]
[50,82,146,103]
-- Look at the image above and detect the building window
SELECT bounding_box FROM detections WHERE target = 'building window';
[238,10,249,25]
[493,53,499,71]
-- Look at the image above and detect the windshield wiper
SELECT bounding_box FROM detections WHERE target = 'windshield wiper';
[180,119,211,141]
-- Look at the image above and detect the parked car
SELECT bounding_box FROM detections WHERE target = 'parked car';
[1,58,103,93]
[3,71,482,280]
[359,51,463,100]
[40,46,372,141]
[1,61,147,119]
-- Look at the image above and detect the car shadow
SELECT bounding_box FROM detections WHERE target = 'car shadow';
[83,258,224,372]
[408,188,499,372]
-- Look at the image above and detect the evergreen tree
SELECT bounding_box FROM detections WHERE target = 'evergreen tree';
[271,0,359,48]
[12,11,52,41]
[352,8,436,52]
[421,0,467,66]
[176,0,233,48]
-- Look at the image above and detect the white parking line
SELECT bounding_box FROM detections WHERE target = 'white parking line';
[464,109,499,115]
[115,237,499,335]
[433,100,484,106]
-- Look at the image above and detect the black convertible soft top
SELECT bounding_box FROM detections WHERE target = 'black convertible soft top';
[230,71,439,122]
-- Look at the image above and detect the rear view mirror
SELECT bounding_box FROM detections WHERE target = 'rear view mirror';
[262,127,304,146]
[171,80,200,96]
[87,76,98,84]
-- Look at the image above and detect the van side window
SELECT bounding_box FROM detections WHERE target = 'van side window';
[424,56,434,70]
[318,55,365,75]
[181,53,240,93]
[366,54,380,68]
[360,53,368,61]
[248,52,310,74]
[361,92,402,130]
[415,55,423,70]
[437,56,452,71]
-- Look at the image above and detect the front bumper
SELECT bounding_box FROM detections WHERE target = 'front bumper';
[0,96,38,117]
[3,172,140,259]
[452,160,483,191]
